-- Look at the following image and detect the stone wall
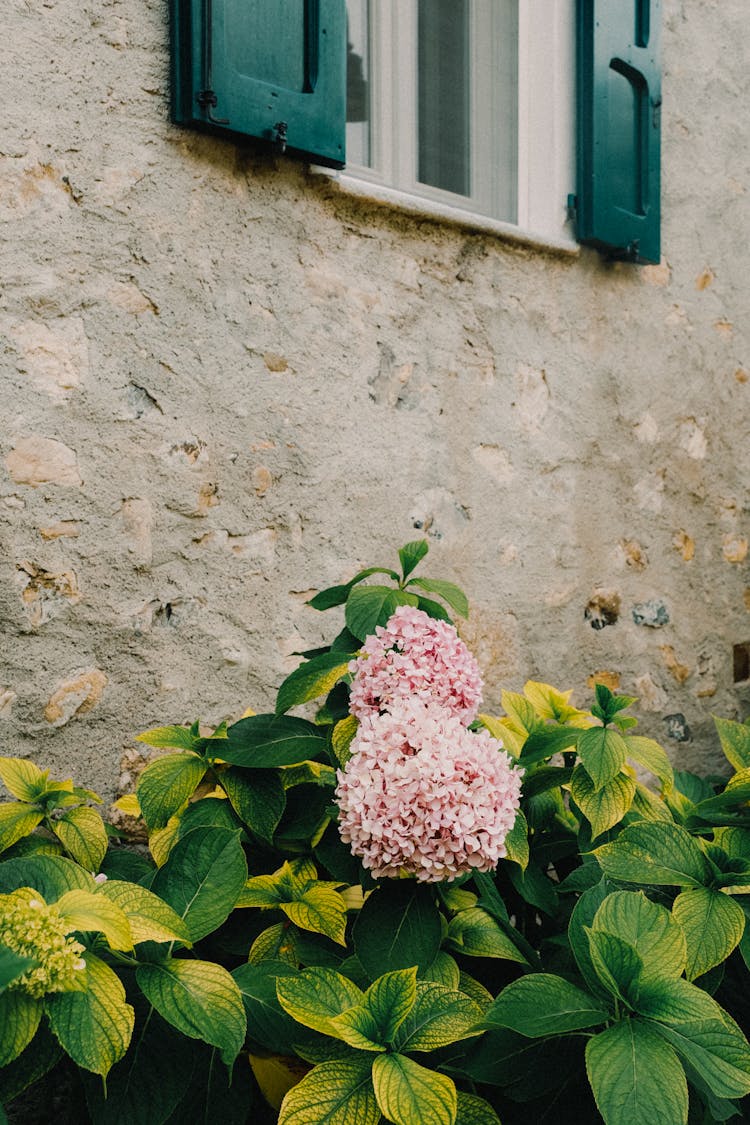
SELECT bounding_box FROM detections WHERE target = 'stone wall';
[1,0,748,796]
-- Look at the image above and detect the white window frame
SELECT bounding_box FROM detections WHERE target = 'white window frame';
[327,0,578,254]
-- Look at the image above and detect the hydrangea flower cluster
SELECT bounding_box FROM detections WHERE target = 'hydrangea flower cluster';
[0,889,86,998]
[336,696,523,882]
[348,604,483,723]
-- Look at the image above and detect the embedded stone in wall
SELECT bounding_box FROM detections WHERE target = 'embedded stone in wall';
[722,534,748,564]
[632,600,670,628]
[125,383,162,419]
[252,466,273,496]
[369,343,420,409]
[193,528,277,570]
[673,530,695,562]
[410,488,469,542]
[9,317,89,400]
[16,562,81,628]
[664,713,691,742]
[5,436,82,488]
[641,262,671,287]
[587,671,621,692]
[263,352,288,373]
[634,471,665,513]
[678,418,707,460]
[659,645,690,685]
[44,668,108,727]
[107,281,158,316]
[744,589,750,612]
[618,539,648,571]
[633,673,668,712]
[633,414,660,444]
[472,444,514,485]
[0,690,17,718]
[512,365,550,433]
[39,521,80,540]
[121,497,153,567]
[584,591,621,630]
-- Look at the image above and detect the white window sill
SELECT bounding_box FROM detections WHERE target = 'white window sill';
[311,169,581,258]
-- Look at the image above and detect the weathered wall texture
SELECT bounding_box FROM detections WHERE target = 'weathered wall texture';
[1,0,748,796]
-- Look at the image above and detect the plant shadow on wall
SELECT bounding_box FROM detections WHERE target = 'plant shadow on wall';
[2,540,750,1125]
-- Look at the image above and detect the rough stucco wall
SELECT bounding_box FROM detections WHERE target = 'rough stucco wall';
[0,0,748,797]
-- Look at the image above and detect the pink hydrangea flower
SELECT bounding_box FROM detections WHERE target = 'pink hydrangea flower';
[348,605,483,725]
[336,699,523,882]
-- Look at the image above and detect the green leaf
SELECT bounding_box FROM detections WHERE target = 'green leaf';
[577,726,628,791]
[45,952,134,1077]
[276,967,363,1038]
[0,855,94,901]
[0,990,41,1066]
[652,1015,750,1100]
[232,960,300,1055]
[504,809,529,870]
[136,959,246,1062]
[570,766,635,837]
[394,981,484,1051]
[623,736,675,792]
[519,726,581,766]
[415,595,453,622]
[672,887,746,980]
[276,653,352,715]
[586,1018,688,1125]
[96,880,192,946]
[0,758,47,802]
[353,882,442,979]
[455,1092,502,1125]
[634,975,733,1025]
[407,577,469,618]
[136,753,207,830]
[150,827,247,942]
[629,781,674,823]
[372,1052,457,1125]
[0,947,36,992]
[568,880,617,997]
[0,1022,61,1105]
[164,1042,256,1125]
[307,567,399,611]
[278,1055,380,1125]
[586,930,644,1005]
[399,539,429,580]
[508,856,558,915]
[0,803,44,853]
[481,974,608,1038]
[331,968,417,1051]
[330,715,358,769]
[595,822,711,887]
[52,806,108,870]
[248,922,300,967]
[591,891,686,983]
[54,889,133,951]
[282,885,348,947]
[345,586,419,641]
[136,726,199,751]
[421,951,461,990]
[220,767,286,842]
[713,716,750,772]
[446,907,527,963]
[222,714,327,769]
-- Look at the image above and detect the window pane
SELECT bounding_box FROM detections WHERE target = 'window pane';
[346,0,371,167]
[417,0,470,195]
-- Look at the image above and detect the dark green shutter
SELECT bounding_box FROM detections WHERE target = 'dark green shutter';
[171,0,346,168]
[576,0,661,264]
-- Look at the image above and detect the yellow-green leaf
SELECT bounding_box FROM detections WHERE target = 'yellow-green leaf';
[331,715,359,768]
[570,766,635,838]
[592,891,686,984]
[504,809,529,869]
[44,952,134,1077]
[135,725,198,751]
[394,981,484,1052]
[276,968,363,1038]
[96,880,192,946]
[55,890,133,951]
[52,807,108,871]
[456,1092,502,1125]
[623,736,675,792]
[0,803,44,853]
[248,922,300,967]
[113,793,141,817]
[672,887,746,980]
[136,958,246,1062]
[446,908,527,964]
[372,1053,457,1125]
[136,753,207,830]
[331,968,417,1051]
[630,781,674,823]
[713,716,750,773]
[278,1056,380,1125]
[421,952,461,990]
[577,727,628,791]
[0,758,46,802]
[149,811,183,867]
[0,990,41,1066]
[281,886,348,946]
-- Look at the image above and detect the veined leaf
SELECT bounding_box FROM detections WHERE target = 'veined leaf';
[54,889,133,951]
[591,891,686,983]
[372,1052,457,1125]
[0,855,93,901]
[96,880,191,946]
[149,812,182,868]
[331,715,358,768]
[0,758,47,803]
[248,922,300,967]
[278,1055,380,1125]
[398,539,429,580]
[331,968,417,1051]
[113,793,141,817]
[307,566,399,611]
[586,1018,688,1125]
[446,908,527,964]
[0,947,36,993]
[570,766,635,837]
[0,991,41,1067]
[135,726,199,751]
[150,827,247,942]
[652,1016,750,1100]
[407,577,468,618]
[281,886,348,947]
[394,981,484,1052]
[136,753,207,830]
[586,930,643,1005]
[595,822,710,887]
[635,976,734,1025]
[345,586,419,641]
[220,767,286,843]
[455,1092,502,1125]
[136,959,246,1062]
[672,887,745,980]
[577,726,628,792]
[481,974,608,1038]
[276,967,363,1039]
[353,882,442,978]
[630,781,674,823]
[504,809,529,870]
[523,681,589,726]
[713,716,750,772]
[623,736,675,792]
[222,714,327,769]
[232,960,300,1056]
[0,804,44,854]
[45,953,134,1077]
[52,807,108,871]
[276,654,352,716]
[568,880,617,998]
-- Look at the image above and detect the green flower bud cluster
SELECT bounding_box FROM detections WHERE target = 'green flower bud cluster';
[0,889,86,998]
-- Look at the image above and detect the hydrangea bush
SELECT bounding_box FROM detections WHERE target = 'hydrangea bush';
[1,539,750,1125]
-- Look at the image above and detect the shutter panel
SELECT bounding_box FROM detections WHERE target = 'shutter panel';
[171,0,346,168]
[576,0,661,264]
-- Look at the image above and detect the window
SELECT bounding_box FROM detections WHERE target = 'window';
[171,0,661,263]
